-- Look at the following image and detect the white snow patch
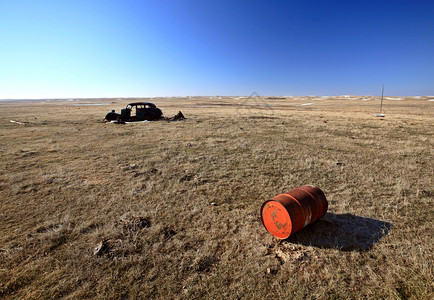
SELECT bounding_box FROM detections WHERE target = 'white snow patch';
[427,99,434,102]
[105,120,150,124]
[301,103,314,106]
[185,105,218,108]
[385,97,403,100]
[125,120,150,124]
[73,103,111,106]
[338,95,357,99]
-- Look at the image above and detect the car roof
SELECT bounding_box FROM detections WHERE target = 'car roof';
[127,102,155,106]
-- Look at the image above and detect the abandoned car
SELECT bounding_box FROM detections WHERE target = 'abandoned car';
[104,102,163,122]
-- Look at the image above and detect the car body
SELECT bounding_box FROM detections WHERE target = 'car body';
[105,102,163,122]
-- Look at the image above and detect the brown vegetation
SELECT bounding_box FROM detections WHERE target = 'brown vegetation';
[0,96,433,299]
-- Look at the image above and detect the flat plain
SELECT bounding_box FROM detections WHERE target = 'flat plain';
[0,95,433,299]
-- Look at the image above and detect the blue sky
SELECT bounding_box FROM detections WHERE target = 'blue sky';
[0,0,433,99]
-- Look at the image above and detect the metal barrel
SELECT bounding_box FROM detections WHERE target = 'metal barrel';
[260,185,328,239]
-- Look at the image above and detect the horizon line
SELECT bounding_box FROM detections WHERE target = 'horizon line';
[1,94,434,101]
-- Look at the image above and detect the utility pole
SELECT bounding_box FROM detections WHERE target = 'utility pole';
[374,84,385,117]
[380,84,384,114]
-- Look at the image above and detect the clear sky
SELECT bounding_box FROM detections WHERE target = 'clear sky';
[0,0,433,99]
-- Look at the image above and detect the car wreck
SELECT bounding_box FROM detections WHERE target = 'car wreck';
[104,102,185,123]
[104,102,163,122]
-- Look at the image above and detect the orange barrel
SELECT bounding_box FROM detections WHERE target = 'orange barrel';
[260,185,328,239]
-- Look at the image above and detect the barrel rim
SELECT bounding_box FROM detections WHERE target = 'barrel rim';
[260,199,292,239]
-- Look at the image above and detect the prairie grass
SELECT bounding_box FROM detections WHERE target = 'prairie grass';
[0,96,433,299]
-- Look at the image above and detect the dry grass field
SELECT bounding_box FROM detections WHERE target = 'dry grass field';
[0,95,433,299]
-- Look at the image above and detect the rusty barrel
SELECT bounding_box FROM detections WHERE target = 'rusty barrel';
[260,185,328,239]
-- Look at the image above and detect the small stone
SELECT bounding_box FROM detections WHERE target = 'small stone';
[93,241,104,256]
[93,239,111,256]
